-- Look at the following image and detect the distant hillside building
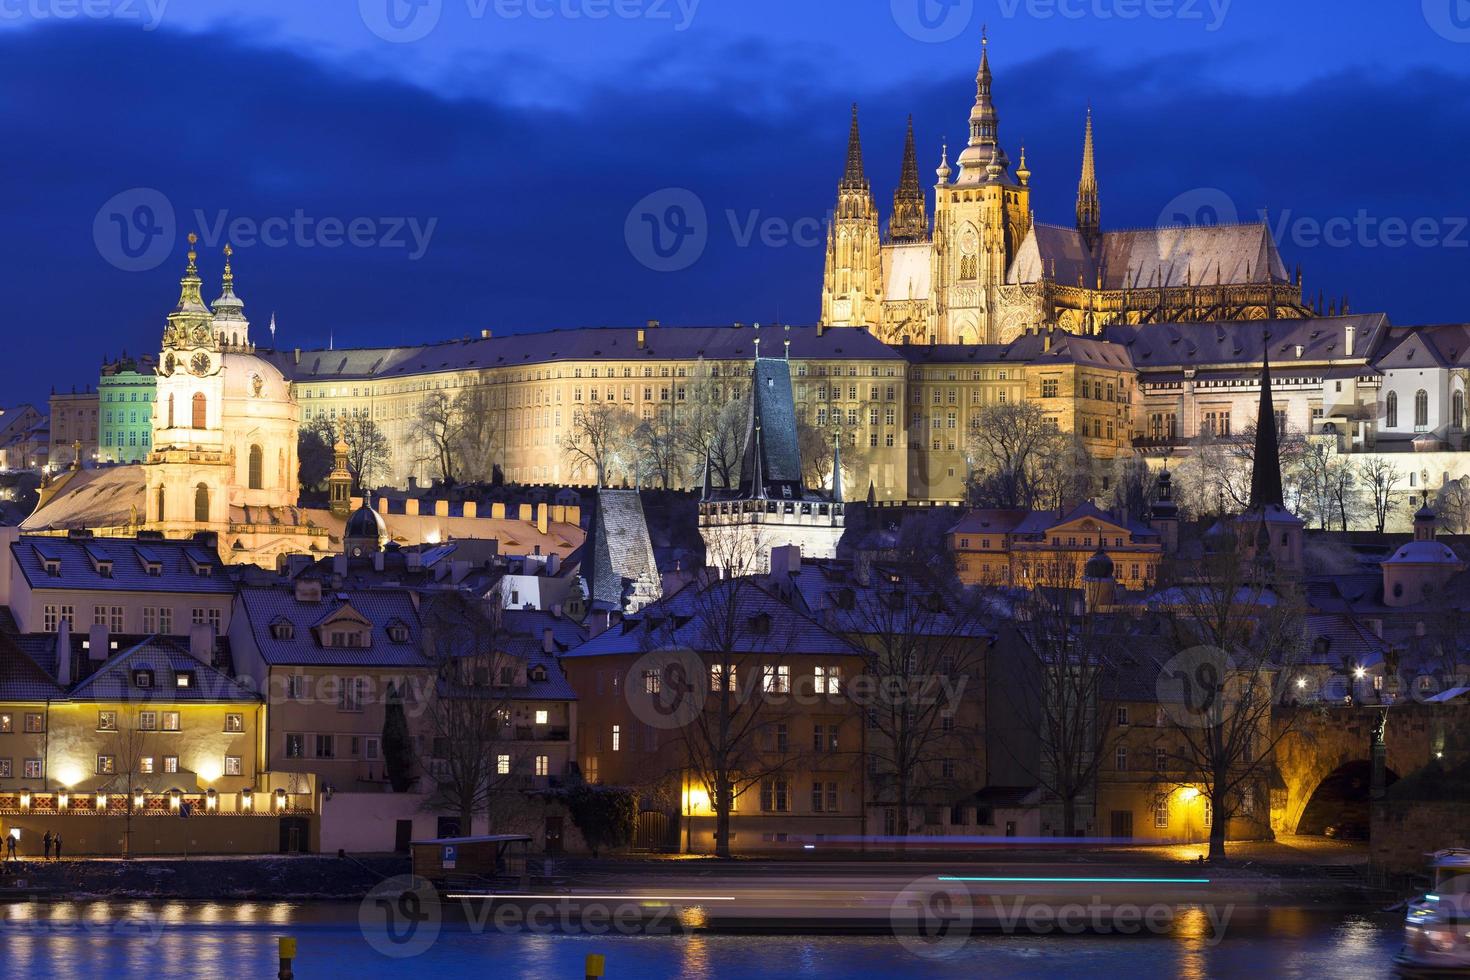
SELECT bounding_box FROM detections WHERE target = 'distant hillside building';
[98,354,157,464]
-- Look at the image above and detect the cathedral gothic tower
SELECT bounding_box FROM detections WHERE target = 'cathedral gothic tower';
[1076,108,1101,248]
[819,104,883,330]
[888,116,928,243]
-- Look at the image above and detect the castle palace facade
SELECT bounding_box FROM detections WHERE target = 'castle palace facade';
[819,37,1313,346]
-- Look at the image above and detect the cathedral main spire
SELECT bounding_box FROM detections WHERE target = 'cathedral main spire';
[842,103,867,190]
[1076,108,1101,248]
[956,29,1009,184]
[888,114,928,242]
[165,233,214,351]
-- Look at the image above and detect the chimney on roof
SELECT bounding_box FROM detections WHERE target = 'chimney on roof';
[1345,324,1355,357]
[647,319,659,330]
[543,628,556,654]
[56,619,72,687]
[546,553,561,576]
[637,329,646,349]
[293,348,301,364]
[481,329,492,339]
[88,623,110,663]
[817,323,826,338]
[189,622,213,665]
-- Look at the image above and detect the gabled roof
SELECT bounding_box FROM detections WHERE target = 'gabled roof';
[237,586,428,667]
[1102,315,1390,371]
[67,637,260,703]
[9,534,233,594]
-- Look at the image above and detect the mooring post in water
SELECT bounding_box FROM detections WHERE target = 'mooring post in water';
[278,936,296,979]
[585,952,606,979]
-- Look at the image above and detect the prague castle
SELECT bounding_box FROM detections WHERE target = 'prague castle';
[23,37,1466,549]
[820,35,1311,345]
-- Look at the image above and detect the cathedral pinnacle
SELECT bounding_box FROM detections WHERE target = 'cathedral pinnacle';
[956,28,1008,184]
[1077,108,1101,248]
[1016,144,1031,186]
[889,114,928,242]
[1249,328,1285,511]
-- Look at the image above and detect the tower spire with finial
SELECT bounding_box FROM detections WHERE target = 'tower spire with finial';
[957,25,1008,184]
[1249,327,1285,510]
[842,103,867,189]
[1077,107,1101,248]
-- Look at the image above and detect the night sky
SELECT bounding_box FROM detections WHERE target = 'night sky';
[2,0,1468,406]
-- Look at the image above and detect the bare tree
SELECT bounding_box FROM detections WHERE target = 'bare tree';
[642,528,804,858]
[1299,442,1357,531]
[1359,456,1403,533]
[1109,453,1158,527]
[298,416,336,491]
[410,391,462,484]
[1156,531,1306,860]
[450,388,501,484]
[562,403,633,487]
[996,564,1130,837]
[837,570,987,842]
[964,402,1076,510]
[680,361,747,489]
[1437,477,1470,535]
[797,419,842,492]
[420,593,520,835]
[340,414,393,491]
[104,707,154,859]
[631,409,684,490]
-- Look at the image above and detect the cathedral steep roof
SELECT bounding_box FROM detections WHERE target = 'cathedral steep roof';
[586,489,660,613]
[1008,221,1290,290]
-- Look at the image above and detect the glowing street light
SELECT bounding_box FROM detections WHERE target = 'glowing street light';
[1353,666,1367,681]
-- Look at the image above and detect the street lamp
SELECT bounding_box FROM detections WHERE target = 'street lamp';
[240,788,253,812]
[1353,666,1367,681]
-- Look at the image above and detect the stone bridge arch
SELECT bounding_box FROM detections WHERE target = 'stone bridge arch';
[1271,704,1456,836]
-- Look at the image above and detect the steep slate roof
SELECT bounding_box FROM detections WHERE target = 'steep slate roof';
[586,490,659,612]
[563,578,862,660]
[10,535,232,594]
[68,637,260,702]
[1103,315,1390,371]
[237,586,428,667]
[259,325,903,383]
[1375,324,1470,369]
[1009,222,1290,289]
[740,357,805,495]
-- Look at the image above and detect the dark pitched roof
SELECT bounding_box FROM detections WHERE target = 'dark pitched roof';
[0,632,65,701]
[237,586,428,667]
[1010,221,1290,289]
[68,637,260,703]
[1102,315,1390,371]
[10,535,232,594]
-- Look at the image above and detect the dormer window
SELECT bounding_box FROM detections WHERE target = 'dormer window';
[42,560,60,577]
[133,669,154,689]
[270,620,295,641]
[529,665,548,683]
[387,622,409,644]
[145,563,162,577]
[175,671,195,690]
[97,562,113,578]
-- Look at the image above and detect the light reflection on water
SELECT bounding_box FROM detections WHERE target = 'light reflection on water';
[0,901,1402,979]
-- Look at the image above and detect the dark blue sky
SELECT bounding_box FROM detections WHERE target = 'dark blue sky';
[2,1,1469,406]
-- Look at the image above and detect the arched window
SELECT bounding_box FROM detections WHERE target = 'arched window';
[192,392,206,429]
[1454,390,1465,431]
[1386,391,1398,428]
[166,394,174,429]
[1415,389,1429,430]
[156,487,165,522]
[194,483,210,523]
[248,444,263,490]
